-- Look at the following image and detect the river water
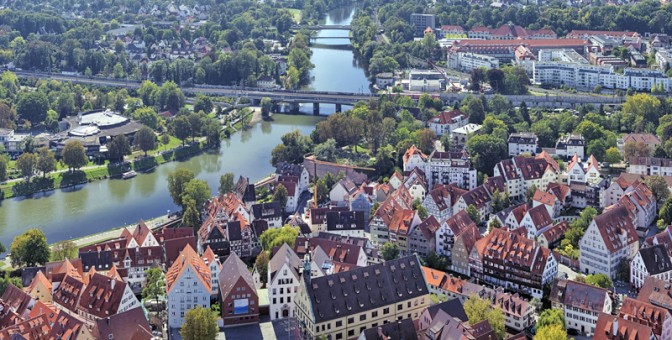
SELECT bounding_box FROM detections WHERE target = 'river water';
[0,7,370,247]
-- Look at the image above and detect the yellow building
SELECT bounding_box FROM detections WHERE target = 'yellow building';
[294,255,430,339]
[26,271,52,303]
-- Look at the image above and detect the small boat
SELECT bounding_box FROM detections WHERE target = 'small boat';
[122,171,137,179]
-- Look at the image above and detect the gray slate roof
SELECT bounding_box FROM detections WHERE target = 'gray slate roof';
[304,255,428,323]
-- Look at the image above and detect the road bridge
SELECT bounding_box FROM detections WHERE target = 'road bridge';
[291,24,351,30]
[11,71,629,114]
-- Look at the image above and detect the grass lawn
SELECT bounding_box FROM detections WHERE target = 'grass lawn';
[130,135,183,159]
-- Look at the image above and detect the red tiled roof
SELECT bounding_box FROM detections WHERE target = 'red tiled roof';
[619,297,669,337]
[0,313,51,339]
[403,145,427,165]
[593,205,638,253]
[166,244,211,294]
[533,190,556,206]
[541,222,570,245]
[77,273,130,318]
[445,210,477,236]
[218,252,257,301]
[427,109,466,125]
[594,313,654,340]
[53,275,84,313]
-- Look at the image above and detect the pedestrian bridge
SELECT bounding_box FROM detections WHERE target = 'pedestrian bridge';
[291,24,352,30]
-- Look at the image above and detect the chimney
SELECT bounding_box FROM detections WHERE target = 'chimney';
[303,253,312,284]
[377,326,383,338]
[111,279,116,290]
[613,317,618,335]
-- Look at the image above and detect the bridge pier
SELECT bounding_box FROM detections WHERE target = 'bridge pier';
[313,103,320,116]
[290,103,300,114]
[335,104,342,113]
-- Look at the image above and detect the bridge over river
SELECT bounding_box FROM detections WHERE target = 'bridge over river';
[13,71,628,114]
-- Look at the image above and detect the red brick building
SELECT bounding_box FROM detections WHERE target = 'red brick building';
[218,252,259,327]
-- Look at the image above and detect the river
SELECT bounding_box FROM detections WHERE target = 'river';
[0,7,370,247]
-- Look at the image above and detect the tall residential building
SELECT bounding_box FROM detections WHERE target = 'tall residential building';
[166,244,211,329]
[550,279,612,337]
[410,14,436,37]
[268,244,302,320]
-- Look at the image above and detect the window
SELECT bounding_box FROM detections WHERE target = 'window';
[360,314,366,321]
[336,321,342,327]
[348,317,354,324]
[384,308,390,314]
[348,330,355,337]
[336,334,343,339]
[372,311,378,318]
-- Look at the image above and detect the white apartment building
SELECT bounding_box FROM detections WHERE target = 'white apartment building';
[631,244,672,289]
[166,244,211,329]
[556,134,585,159]
[534,60,672,91]
[426,109,468,137]
[579,205,639,279]
[628,156,672,176]
[508,132,538,156]
[447,52,500,72]
[425,151,478,190]
[550,279,612,336]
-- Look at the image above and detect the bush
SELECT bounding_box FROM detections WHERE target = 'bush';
[133,157,158,172]
[12,177,55,196]
[60,170,87,187]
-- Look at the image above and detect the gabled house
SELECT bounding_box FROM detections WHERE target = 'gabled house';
[251,201,283,229]
[453,185,491,224]
[218,252,259,327]
[550,279,612,337]
[234,176,257,209]
[508,132,538,156]
[94,307,152,340]
[520,204,554,239]
[532,189,561,218]
[166,244,211,329]
[370,186,413,246]
[619,181,657,235]
[330,178,358,206]
[593,313,656,340]
[275,162,310,194]
[202,246,222,296]
[421,183,466,224]
[402,145,427,172]
[539,222,570,248]
[579,205,639,279]
[26,271,52,303]
[449,225,480,278]
[491,203,529,230]
[409,216,440,257]
[268,243,301,320]
[436,211,477,257]
[76,273,140,325]
[631,244,672,289]
[618,297,672,340]
[426,109,468,137]
[494,292,535,332]
[387,209,422,256]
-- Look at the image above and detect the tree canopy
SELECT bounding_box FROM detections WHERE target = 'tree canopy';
[259,226,300,251]
[10,228,50,267]
[179,307,218,340]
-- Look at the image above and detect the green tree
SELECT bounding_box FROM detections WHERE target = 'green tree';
[182,179,211,210]
[537,309,566,329]
[193,95,214,115]
[314,138,337,162]
[179,307,218,340]
[466,205,480,224]
[0,155,7,182]
[219,173,235,195]
[16,152,36,179]
[380,242,400,261]
[536,325,568,340]
[254,251,270,284]
[466,134,507,176]
[605,147,622,164]
[141,267,165,301]
[167,168,195,207]
[156,81,186,111]
[138,80,159,107]
[490,190,510,212]
[133,107,161,130]
[171,115,192,146]
[658,197,672,229]
[462,95,485,124]
[585,273,613,288]
[182,196,201,229]
[134,126,157,156]
[16,91,49,124]
[273,183,289,209]
[260,97,272,118]
[51,240,77,261]
[259,226,300,251]
[10,228,50,267]
[464,295,505,339]
[415,128,436,154]
[36,147,56,178]
[645,176,671,205]
[62,140,88,171]
[107,135,131,162]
